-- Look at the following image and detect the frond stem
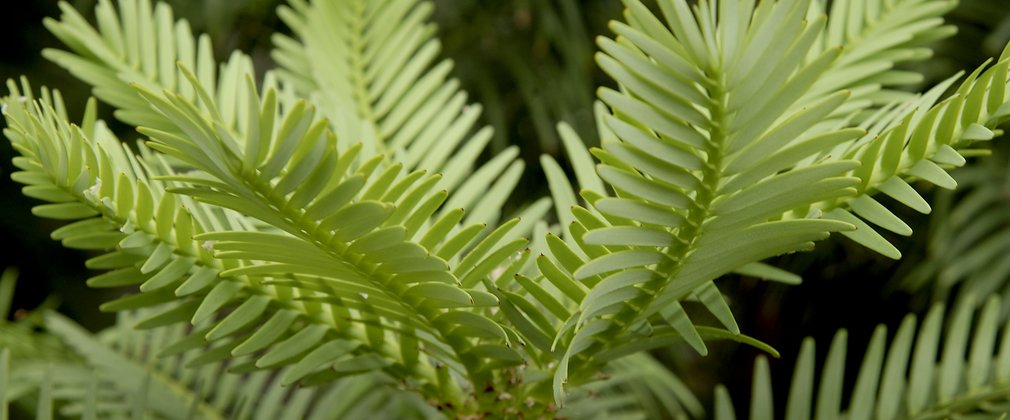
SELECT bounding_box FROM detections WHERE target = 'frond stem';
[346,0,385,154]
[568,69,730,383]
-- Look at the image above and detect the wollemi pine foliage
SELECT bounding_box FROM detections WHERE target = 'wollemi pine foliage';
[3,0,1010,418]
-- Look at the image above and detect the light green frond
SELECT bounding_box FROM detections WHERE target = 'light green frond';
[717,296,1010,419]
[274,0,448,156]
[543,118,792,339]
[272,0,528,232]
[0,262,435,420]
[546,0,865,403]
[801,0,959,119]
[494,115,766,410]
[22,1,548,410]
[37,2,541,404]
[533,0,1010,406]
[128,63,553,408]
[12,0,1010,417]
[814,53,1010,259]
[2,82,478,411]
[43,0,255,134]
[8,309,439,420]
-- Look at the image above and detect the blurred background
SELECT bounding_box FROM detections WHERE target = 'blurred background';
[2,0,1010,415]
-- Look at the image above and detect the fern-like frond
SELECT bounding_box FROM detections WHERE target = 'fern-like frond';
[142,70,518,357]
[0,237,435,420]
[272,0,467,158]
[540,0,862,403]
[116,62,562,415]
[800,0,959,119]
[1,80,234,311]
[8,309,439,420]
[531,121,788,361]
[1,81,482,412]
[716,296,1010,419]
[271,0,533,230]
[24,1,551,413]
[519,115,782,409]
[45,0,553,343]
[812,46,1010,259]
[43,0,255,135]
[17,0,1010,417]
[534,0,1010,405]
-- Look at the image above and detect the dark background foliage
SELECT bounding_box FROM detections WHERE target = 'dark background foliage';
[3,0,1009,415]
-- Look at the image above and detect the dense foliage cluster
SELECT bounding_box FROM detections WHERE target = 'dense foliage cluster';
[3,0,1010,418]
